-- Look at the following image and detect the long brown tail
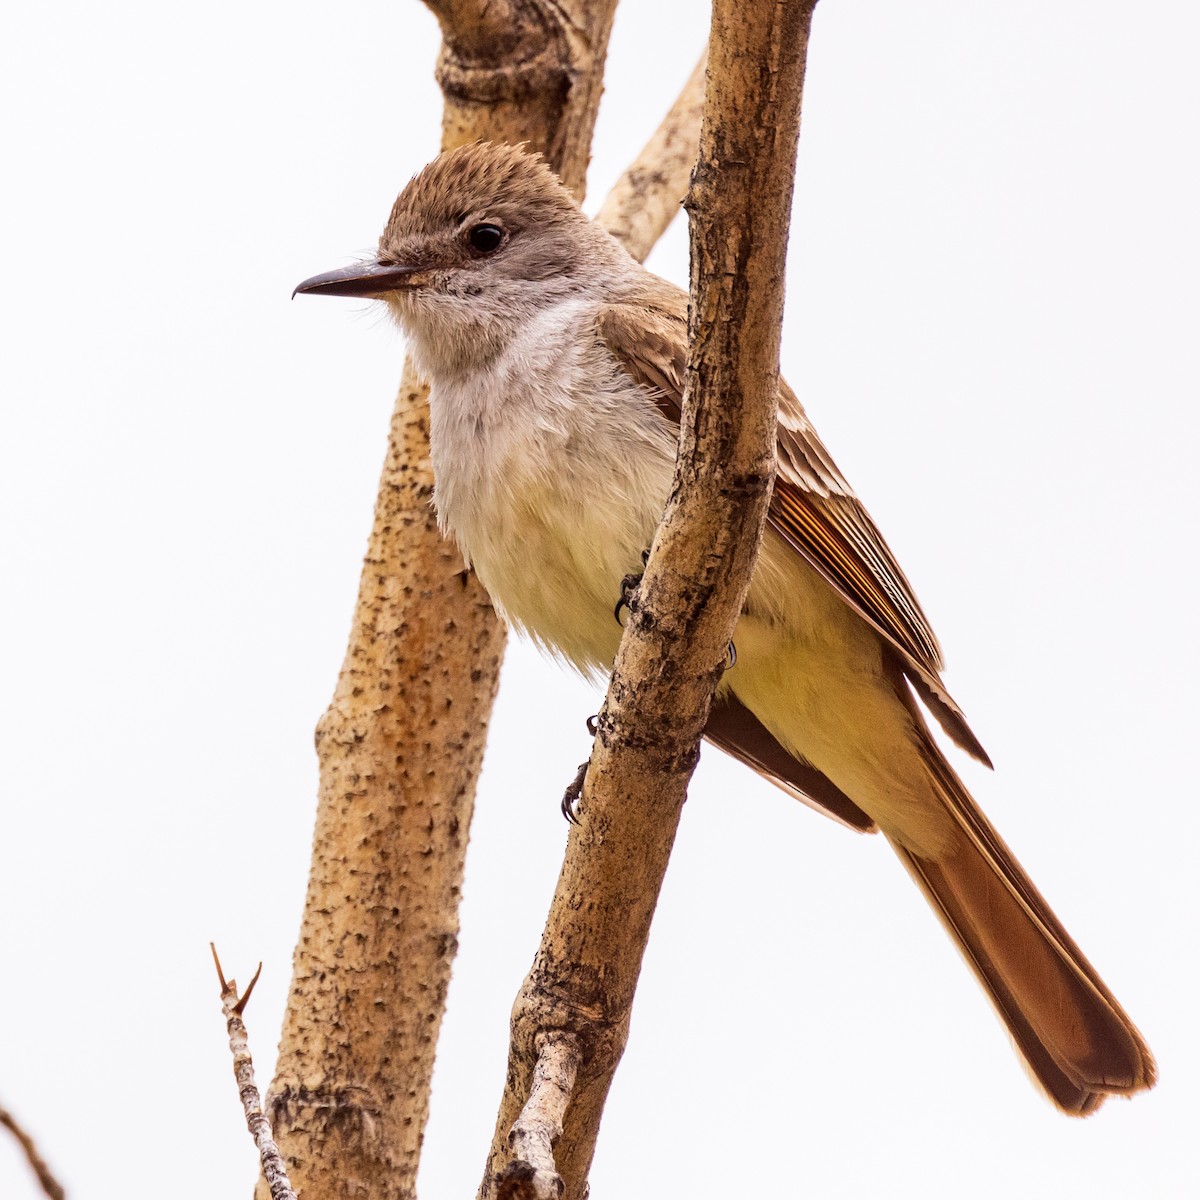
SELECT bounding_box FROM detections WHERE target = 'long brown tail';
[890,743,1156,1114]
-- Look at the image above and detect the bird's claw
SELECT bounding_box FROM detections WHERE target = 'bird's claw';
[561,759,588,825]
[614,572,641,626]
[613,550,651,626]
[562,713,603,822]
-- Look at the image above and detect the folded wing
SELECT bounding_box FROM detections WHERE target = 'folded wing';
[595,278,991,800]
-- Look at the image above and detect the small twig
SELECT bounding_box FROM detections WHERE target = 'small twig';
[497,1033,581,1200]
[211,945,296,1200]
[0,1104,65,1200]
[596,44,708,263]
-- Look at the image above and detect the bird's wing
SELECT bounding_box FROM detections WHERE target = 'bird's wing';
[705,694,875,833]
[595,282,990,768]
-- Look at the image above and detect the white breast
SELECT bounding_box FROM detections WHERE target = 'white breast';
[422,299,679,676]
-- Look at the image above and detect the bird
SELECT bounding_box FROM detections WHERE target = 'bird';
[295,139,1155,1114]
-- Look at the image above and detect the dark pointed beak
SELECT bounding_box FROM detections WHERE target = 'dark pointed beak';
[293,259,420,299]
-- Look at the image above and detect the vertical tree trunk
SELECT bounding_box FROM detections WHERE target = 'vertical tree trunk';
[260,366,505,1200]
[260,4,619,1197]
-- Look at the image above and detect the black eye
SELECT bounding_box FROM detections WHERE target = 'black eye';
[468,223,505,254]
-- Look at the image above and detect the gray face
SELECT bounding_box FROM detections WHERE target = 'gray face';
[376,204,595,335]
[293,141,618,364]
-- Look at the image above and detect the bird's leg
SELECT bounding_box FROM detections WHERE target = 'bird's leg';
[560,761,588,824]
[612,549,737,670]
[613,549,650,626]
[560,714,601,824]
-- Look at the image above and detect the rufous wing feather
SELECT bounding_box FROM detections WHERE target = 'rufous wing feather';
[596,276,1153,1112]
[595,282,993,769]
[705,695,875,833]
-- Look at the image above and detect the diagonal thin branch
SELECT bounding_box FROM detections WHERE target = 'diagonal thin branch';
[496,1033,581,1200]
[596,45,708,262]
[0,1104,65,1200]
[479,4,820,1198]
[212,947,296,1200]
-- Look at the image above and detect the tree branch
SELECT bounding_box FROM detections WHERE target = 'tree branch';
[429,0,619,195]
[479,4,820,1197]
[596,46,708,262]
[495,1033,581,1200]
[261,4,620,1198]
[213,949,297,1200]
[0,1104,65,1200]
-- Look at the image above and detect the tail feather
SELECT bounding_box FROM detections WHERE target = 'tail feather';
[893,833,1153,1113]
[890,751,1155,1113]
[881,655,1155,1112]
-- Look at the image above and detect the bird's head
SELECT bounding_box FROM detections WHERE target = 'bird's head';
[295,142,612,372]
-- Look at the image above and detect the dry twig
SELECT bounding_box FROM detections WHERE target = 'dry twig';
[495,1033,581,1200]
[0,1104,65,1200]
[212,946,296,1200]
[596,46,708,262]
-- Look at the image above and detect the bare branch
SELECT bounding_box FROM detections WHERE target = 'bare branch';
[596,46,708,262]
[212,948,297,1200]
[0,1104,65,1200]
[496,1033,581,1200]
[480,4,820,1197]
[427,0,621,197]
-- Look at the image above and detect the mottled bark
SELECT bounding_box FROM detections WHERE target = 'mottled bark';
[426,0,618,194]
[479,4,820,1198]
[215,952,297,1200]
[260,366,505,1200]
[260,4,618,1197]
[496,1033,581,1200]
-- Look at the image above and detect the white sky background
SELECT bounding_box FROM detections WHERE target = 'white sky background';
[1,1,1196,1196]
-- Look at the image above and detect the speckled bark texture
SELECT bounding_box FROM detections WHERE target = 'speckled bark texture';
[260,366,505,1200]
[260,4,619,1197]
[429,0,619,193]
[217,958,297,1200]
[478,5,819,1198]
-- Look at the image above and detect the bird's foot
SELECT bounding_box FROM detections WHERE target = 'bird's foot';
[611,551,736,670]
[561,759,588,825]
[561,713,602,824]
[613,550,651,626]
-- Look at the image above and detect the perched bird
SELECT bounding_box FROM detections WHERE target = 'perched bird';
[296,140,1155,1114]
